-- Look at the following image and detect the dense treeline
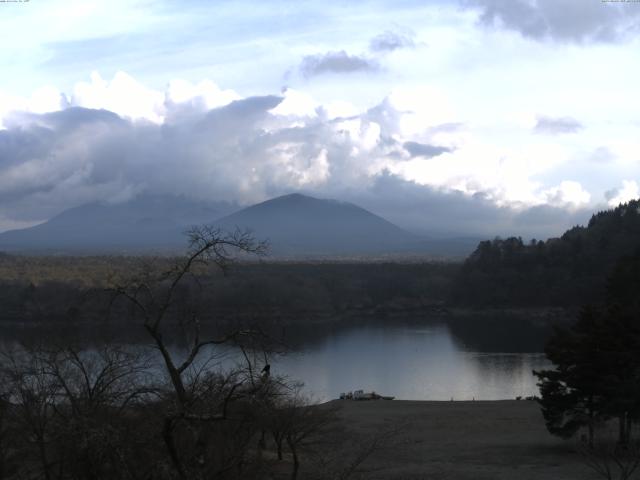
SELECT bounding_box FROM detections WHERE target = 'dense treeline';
[0,260,458,329]
[453,200,640,307]
[4,200,639,328]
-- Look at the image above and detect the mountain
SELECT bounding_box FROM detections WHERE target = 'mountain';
[214,193,423,255]
[0,195,235,253]
[0,192,478,257]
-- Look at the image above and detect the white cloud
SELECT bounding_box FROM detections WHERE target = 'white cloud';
[0,87,67,129]
[0,93,25,130]
[388,86,457,135]
[29,86,68,114]
[321,100,360,120]
[165,79,240,111]
[267,142,331,188]
[334,118,381,152]
[269,88,318,117]
[607,180,640,206]
[72,71,165,123]
[3,1,640,240]
[0,72,244,127]
[0,67,638,238]
[542,180,591,208]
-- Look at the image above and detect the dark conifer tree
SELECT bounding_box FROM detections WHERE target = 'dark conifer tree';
[535,251,640,446]
[534,306,608,447]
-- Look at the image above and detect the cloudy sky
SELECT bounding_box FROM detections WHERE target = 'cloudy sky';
[1,0,639,238]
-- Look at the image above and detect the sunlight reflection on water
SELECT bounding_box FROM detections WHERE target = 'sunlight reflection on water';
[269,325,550,401]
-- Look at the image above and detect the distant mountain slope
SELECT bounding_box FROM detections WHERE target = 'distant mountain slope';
[453,199,640,307]
[214,193,422,255]
[0,192,480,257]
[0,195,235,253]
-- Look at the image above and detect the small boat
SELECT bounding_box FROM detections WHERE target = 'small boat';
[339,389,394,401]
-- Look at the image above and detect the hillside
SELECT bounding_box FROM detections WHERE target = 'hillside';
[0,192,479,257]
[453,199,640,306]
[0,195,235,253]
[214,193,424,255]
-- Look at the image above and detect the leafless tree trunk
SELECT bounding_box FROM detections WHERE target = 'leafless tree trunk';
[579,436,640,480]
[108,226,269,479]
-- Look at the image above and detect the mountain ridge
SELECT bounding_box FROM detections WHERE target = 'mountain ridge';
[0,194,236,253]
[0,192,479,257]
[213,193,421,255]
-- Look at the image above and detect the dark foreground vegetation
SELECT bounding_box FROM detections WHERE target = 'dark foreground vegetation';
[0,341,400,480]
[0,227,394,480]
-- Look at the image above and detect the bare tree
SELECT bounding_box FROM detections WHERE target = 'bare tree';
[0,226,374,480]
[2,345,61,480]
[108,226,270,479]
[0,358,14,479]
[579,436,640,480]
[1,343,156,480]
[309,421,403,480]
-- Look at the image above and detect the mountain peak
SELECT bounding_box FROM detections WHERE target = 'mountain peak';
[214,193,417,255]
[0,192,478,257]
[259,193,334,204]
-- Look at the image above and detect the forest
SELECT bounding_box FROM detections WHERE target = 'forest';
[453,200,640,307]
[2,200,640,342]
[0,256,457,331]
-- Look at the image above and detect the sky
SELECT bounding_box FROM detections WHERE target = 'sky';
[1,0,640,238]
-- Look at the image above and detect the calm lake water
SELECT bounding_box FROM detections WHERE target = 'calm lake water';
[5,322,551,402]
[257,324,549,401]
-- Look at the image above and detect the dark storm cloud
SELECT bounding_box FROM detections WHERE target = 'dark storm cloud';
[533,116,583,135]
[369,31,415,52]
[0,97,286,223]
[0,96,594,241]
[403,141,452,158]
[463,0,640,43]
[299,51,379,77]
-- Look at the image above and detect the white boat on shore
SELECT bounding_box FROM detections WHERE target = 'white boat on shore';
[339,389,395,401]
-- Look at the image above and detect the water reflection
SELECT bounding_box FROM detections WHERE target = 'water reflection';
[270,325,550,401]
[2,322,551,402]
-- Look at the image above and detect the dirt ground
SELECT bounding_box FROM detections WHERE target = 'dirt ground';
[329,399,602,480]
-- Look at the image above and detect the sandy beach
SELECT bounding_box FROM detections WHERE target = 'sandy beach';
[329,399,600,480]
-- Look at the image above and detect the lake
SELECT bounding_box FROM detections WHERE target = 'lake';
[251,324,550,401]
[3,321,551,402]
